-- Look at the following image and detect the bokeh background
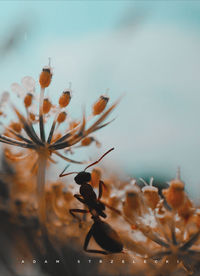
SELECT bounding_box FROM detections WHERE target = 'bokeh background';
[0,1,200,198]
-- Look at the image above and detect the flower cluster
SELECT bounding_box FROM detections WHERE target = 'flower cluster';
[0,60,118,228]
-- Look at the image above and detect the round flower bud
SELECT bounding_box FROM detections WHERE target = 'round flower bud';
[43,98,52,114]
[91,168,102,187]
[142,186,160,209]
[59,91,71,108]
[81,137,94,147]
[162,179,185,210]
[92,95,109,115]
[57,111,67,124]
[39,67,52,88]
[10,122,22,133]
[24,93,33,108]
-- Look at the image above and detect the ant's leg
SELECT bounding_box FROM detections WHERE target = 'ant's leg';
[98,180,107,200]
[69,209,88,226]
[74,194,86,204]
[74,195,88,222]
[84,227,108,255]
[98,180,103,200]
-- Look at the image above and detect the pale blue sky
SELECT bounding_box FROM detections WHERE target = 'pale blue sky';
[1,1,200,198]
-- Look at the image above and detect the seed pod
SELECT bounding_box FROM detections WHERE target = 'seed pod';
[59,91,71,108]
[57,111,67,124]
[81,137,94,147]
[157,211,173,226]
[178,198,194,221]
[52,133,62,143]
[125,189,141,213]
[29,112,36,122]
[24,93,33,108]
[92,95,109,115]
[162,179,185,210]
[10,122,22,133]
[39,67,52,88]
[43,98,52,114]
[142,186,160,209]
[91,168,102,187]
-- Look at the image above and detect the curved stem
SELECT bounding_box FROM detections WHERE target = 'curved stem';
[39,87,45,142]
[37,154,47,228]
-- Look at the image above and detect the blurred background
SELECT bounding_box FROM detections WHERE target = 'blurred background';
[0,1,200,198]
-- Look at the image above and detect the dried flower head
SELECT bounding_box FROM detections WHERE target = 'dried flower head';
[0,60,119,229]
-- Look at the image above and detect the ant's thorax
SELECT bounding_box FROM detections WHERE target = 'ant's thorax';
[79,183,97,201]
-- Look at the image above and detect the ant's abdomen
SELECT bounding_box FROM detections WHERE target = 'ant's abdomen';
[92,221,123,253]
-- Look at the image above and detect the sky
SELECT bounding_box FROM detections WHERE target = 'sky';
[1,1,200,198]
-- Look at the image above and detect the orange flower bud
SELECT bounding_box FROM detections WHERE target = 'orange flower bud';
[142,186,160,209]
[24,93,33,108]
[57,111,67,123]
[39,68,52,88]
[125,189,141,211]
[162,179,185,210]
[29,112,36,122]
[59,91,71,108]
[178,198,194,221]
[10,122,22,133]
[43,98,52,114]
[81,137,94,147]
[108,196,120,218]
[91,168,102,187]
[69,120,79,130]
[92,95,109,115]
[52,133,62,143]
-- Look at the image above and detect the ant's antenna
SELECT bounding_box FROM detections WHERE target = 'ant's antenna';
[59,164,78,178]
[84,147,114,171]
[59,147,114,177]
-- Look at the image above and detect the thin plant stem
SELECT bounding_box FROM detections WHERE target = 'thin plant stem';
[37,154,47,228]
[47,110,59,144]
[39,87,45,142]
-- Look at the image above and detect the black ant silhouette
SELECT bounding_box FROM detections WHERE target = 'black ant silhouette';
[59,148,123,255]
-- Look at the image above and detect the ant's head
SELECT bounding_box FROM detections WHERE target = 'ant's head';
[74,171,91,185]
[59,147,114,185]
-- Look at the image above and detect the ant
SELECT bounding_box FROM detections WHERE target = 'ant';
[59,148,123,255]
